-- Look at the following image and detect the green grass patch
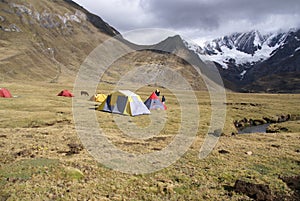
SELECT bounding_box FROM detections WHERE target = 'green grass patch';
[250,163,272,175]
[0,158,59,186]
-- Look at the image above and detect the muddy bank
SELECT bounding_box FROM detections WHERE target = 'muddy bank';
[234,114,297,134]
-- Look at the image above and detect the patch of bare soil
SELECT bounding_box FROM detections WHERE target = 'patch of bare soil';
[280,175,300,201]
[233,180,273,201]
[233,176,300,201]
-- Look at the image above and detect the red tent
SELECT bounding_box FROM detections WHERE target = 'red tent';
[144,92,167,110]
[57,90,74,97]
[0,88,12,98]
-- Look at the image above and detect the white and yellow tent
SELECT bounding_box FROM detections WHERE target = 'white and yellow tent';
[90,94,107,102]
[98,90,150,116]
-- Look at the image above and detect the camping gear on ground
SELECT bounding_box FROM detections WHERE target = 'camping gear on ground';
[144,92,167,110]
[98,90,150,116]
[0,88,12,98]
[90,94,107,102]
[57,90,74,97]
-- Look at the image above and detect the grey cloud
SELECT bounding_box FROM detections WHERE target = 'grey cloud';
[73,0,300,43]
[142,0,300,30]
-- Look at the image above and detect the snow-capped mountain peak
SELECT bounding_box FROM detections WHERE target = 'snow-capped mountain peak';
[183,28,300,92]
[185,30,293,71]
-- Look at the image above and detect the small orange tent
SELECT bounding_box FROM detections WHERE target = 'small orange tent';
[57,90,74,97]
[0,88,12,98]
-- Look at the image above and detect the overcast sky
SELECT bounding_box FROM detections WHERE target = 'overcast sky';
[73,0,300,45]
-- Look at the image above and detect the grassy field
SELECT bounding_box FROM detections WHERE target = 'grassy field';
[0,82,299,200]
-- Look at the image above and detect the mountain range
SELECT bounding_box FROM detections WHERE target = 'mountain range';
[185,29,300,92]
[1,0,299,93]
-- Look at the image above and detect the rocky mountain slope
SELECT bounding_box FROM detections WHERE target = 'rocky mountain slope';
[0,0,119,83]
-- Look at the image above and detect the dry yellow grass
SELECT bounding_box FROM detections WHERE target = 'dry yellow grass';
[0,81,299,200]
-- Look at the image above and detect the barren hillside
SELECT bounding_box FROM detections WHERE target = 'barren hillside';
[0,0,117,83]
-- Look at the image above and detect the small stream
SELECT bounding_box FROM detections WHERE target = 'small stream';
[238,123,271,134]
